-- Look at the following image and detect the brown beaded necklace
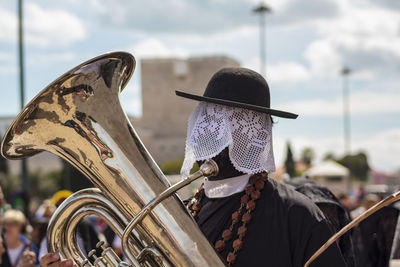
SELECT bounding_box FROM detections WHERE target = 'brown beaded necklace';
[188,172,268,266]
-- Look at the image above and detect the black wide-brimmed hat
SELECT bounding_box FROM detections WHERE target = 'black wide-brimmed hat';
[176,67,298,119]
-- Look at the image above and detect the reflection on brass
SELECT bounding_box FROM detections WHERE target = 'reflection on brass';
[1,52,223,267]
[304,191,400,267]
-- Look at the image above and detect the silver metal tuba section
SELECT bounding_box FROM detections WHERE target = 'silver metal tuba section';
[1,52,224,267]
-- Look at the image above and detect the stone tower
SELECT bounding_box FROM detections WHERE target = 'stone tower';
[135,56,240,165]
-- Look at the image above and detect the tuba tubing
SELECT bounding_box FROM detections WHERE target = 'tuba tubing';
[1,52,224,267]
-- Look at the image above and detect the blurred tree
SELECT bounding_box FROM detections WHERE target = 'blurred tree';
[300,147,315,166]
[323,152,336,161]
[61,159,93,192]
[0,173,19,200]
[337,152,370,181]
[161,159,199,175]
[0,135,9,175]
[0,155,8,175]
[28,169,62,201]
[284,142,295,178]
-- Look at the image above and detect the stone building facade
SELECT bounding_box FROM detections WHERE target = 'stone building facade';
[133,55,240,165]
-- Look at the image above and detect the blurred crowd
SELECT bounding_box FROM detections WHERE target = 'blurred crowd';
[1,179,399,267]
[0,186,123,267]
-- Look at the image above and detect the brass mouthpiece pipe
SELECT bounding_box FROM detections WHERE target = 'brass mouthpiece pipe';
[122,159,219,263]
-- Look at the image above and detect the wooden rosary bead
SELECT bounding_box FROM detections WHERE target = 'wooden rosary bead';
[246,200,256,211]
[237,225,247,237]
[249,175,259,185]
[241,194,249,204]
[255,180,265,190]
[194,187,203,198]
[251,190,261,200]
[260,172,268,180]
[245,185,255,195]
[222,229,233,241]
[242,212,252,224]
[227,252,237,264]
[233,239,243,251]
[232,211,241,223]
[192,203,200,211]
[190,173,268,265]
[194,191,201,199]
[215,240,225,252]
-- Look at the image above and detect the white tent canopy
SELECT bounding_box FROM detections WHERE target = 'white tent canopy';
[306,160,349,177]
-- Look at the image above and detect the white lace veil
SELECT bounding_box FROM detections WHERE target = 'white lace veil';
[180,102,276,177]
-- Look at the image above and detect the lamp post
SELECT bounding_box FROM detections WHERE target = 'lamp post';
[253,2,271,78]
[18,0,28,208]
[341,67,353,194]
[341,67,352,156]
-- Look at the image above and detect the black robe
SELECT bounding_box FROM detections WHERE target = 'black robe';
[356,205,399,267]
[295,183,356,267]
[195,178,347,266]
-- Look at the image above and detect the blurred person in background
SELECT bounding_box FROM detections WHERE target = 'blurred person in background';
[351,193,379,219]
[338,193,353,212]
[355,185,365,204]
[38,190,101,259]
[0,185,10,215]
[31,200,56,259]
[356,197,400,267]
[1,209,39,267]
[0,235,5,264]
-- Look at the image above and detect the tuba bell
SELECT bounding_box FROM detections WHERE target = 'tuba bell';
[1,52,224,267]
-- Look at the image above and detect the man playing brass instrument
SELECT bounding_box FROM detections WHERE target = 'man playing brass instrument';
[42,68,347,266]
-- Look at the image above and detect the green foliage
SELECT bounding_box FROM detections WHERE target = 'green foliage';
[0,155,8,175]
[60,159,93,192]
[0,158,94,205]
[0,172,20,200]
[323,152,336,161]
[284,141,295,178]
[0,168,63,203]
[28,169,63,201]
[161,159,199,175]
[337,152,370,181]
[300,147,315,166]
[0,135,9,174]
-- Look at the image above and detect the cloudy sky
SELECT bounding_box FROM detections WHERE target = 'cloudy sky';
[0,0,399,173]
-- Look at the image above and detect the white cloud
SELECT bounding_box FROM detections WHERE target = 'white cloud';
[0,52,16,75]
[25,3,86,46]
[304,2,400,78]
[130,38,189,59]
[304,39,342,77]
[243,58,310,83]
[120,83,142,117]
[126,25,256,60]
[89,0,340,34]
[0,3,86,47]
[267,62,311,83]
[0,7,16,42]
[27,52,77,66]
[277,91,400,117]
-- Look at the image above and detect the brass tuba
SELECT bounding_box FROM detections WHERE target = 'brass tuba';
[1,52,224,267]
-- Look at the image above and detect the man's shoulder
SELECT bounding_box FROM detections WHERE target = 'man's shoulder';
[265,178,325,222]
